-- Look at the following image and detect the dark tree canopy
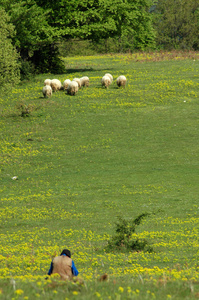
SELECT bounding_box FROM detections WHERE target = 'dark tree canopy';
[152,0,199,50]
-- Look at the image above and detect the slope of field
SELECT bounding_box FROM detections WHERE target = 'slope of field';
[0,52,199,299]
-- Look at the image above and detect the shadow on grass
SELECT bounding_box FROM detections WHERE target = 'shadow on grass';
[65,67,115,74]
[66,68,94,74]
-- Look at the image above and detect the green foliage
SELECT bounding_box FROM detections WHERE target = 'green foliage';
[31,43,66,74]
[58,39,98,57]
[0,0,59,75]
[36,0,155,51]
[1,0,53,58]
[19,60,35,81]
[107,214,153,252]
[99,0,156,51]
[0,7,20,93]
[152,0,199,50]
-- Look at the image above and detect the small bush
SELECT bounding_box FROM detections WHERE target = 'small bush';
[16,101,34,117]
[106,214,153,253]
[20,60,35,81]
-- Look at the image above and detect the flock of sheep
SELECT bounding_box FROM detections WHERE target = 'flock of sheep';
[42,73,127,98]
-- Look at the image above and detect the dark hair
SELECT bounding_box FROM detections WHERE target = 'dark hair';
[60,249,71,257]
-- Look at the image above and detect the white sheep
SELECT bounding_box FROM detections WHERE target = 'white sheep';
[63,79,71,90]
[50,79,62,92]
[116,75,127,87]
[67,81,78,95]
[101,75,111,88]
[42,85,52,98]
[105,73,113,83]
[80,76,89,87]
[44,79,52,86]
[72,78,81,89]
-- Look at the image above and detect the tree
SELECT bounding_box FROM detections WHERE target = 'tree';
[0,0,156,77]
[0,0,65,74]
[0,0,53,59]
[100,0,156,51]
[0,7,20,93]
[152,0,199,50]
[35,0,117,40]
[35,0,156,51]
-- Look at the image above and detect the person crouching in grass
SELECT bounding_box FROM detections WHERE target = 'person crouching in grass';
[47,249,79,280]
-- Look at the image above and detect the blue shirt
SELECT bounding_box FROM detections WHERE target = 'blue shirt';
[48,254,79,276]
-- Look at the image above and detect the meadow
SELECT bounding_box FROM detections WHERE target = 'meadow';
[0,51,199,299]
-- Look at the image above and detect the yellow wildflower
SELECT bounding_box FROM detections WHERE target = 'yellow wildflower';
[72,291,79,295]
[95,291,101,297]
[118,286,124,293]
[15,289,24,295]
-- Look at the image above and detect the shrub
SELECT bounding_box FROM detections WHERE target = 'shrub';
[19,60,35,81]
[106,214,153,253]
[16,101,34,117]
[31,43,66,74]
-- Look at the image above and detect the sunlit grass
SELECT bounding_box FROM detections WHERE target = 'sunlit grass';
[0,51,199,299]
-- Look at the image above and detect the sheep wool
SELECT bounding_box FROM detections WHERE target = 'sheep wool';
[63,79,71,90]
[51,79,62,92]
[42,85,52,98]
[80,76,89,87]
[67,81,79,95]
[101,75,111,88]
[116,75,127,87]
[72,78,81,89]
[44,79,52,86]
[105,73,113,83]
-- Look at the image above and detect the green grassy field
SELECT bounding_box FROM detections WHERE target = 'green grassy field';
[0,52,199,299]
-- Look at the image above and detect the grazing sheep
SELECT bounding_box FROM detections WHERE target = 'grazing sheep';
[105,73,113,83]
[63,79,71,90]
[116,75,127,87]
[42,85,52,98]
[101,75,111,88]
[67,81,78,95]
[50,79,62,92]
[44,79,52,86]
[72,78,81,89]
[80,76,89,87]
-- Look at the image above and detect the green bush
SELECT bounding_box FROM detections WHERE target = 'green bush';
[31,43,66,74]
[15,101,35,117]
[107,214,153,253]
[20,60,35,81]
